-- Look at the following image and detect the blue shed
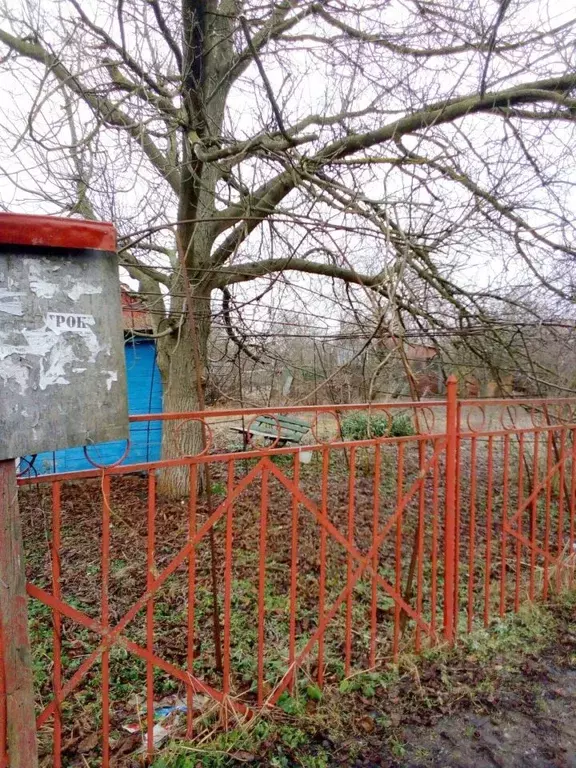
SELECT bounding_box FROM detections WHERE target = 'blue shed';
[22,291,163,476]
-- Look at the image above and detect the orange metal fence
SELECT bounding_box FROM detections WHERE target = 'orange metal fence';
[3,378,576,765]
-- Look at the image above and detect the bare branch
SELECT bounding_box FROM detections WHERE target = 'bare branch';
[147,0,183,72]
[0,28,181,193]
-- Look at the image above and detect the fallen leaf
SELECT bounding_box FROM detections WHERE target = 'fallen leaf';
[110,732,142,766]
[357,715,375,733]
[78,732,99,753]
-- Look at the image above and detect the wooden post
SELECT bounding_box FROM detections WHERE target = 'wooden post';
[0,459,38,767]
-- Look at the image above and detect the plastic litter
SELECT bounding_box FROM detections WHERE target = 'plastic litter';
[152,703,187,719]
[151,723,170,749]
[122,695,207,734]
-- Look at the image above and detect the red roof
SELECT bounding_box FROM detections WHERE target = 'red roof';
[0,213,116,251]
[380,337,437,361]
[121,288,154,332]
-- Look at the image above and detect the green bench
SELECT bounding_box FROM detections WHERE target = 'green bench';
[231,414,311,447]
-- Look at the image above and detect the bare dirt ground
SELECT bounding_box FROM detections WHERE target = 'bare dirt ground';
[387,645,576,767]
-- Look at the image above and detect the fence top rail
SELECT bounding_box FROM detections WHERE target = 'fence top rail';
[18,431,444,485]
[127,400,447,422]
[459,396,576,408]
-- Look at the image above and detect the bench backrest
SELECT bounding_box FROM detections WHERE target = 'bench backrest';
[252,414,310,443]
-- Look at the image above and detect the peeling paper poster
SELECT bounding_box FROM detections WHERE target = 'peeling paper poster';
[0,291,24,316]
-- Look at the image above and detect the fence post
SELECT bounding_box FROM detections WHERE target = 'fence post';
[443,375,458,643]
[0,459,39,767]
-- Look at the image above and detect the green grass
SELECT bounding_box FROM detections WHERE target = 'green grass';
[341,412,415,440]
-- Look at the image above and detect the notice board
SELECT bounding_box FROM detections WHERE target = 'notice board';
[0,214,129,461]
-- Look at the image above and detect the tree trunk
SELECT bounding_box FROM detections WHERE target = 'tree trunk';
[156,297,210,499]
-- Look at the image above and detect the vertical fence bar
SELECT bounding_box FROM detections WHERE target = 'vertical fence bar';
[186,464,198,738]
[430,440,440,641]
[257,464,269,707]
[499,434,510,617]
[543,432,553,599]
[369,443,382,667]
[52,482,62,767]
[415,441,426,652]
[317,448,329,687]
[453,402,462,638]
[393,443,404,659]
[514,433,525,612]
[467,438,477,633]
[556,428,567,591]
[289,458,300,692]
[146,470,156,757]
[443,375,458,642]
[223,461,234,701]
[101,475,111,768]
[345,446,356,677]
[484,436,494,626]
[530,431,540,600]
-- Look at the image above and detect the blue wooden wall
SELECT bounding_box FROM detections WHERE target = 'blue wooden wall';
[22,338,163,475]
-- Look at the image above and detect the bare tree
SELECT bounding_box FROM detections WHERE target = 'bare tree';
[1,0,576,495]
